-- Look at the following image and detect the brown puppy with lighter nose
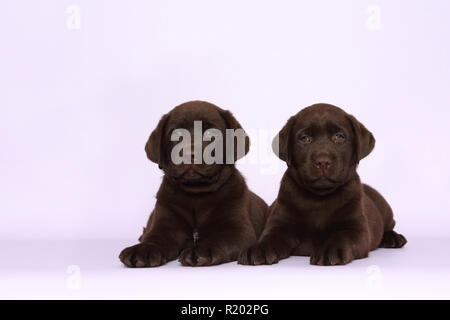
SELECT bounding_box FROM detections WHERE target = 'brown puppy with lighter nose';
[119,100,268,267]
[239,103,407,266]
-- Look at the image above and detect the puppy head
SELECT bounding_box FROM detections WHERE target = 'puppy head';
[145,100,249,193]
[273,103,375,195]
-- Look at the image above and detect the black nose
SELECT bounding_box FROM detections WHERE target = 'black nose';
[314,156,332,170]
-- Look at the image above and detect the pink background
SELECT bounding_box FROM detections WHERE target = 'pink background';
[1,1,450,299]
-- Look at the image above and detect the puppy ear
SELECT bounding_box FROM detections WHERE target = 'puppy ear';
[145,113,170,168]
[272,116,296,165]
[347,114,375,162]
[219,109,250,161]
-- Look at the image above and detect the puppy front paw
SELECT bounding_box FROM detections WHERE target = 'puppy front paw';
[238,243,280,265]
[179,243,226,266]
[119,242,167,267]
[310,244,367,266]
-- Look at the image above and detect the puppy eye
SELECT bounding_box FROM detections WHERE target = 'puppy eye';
[332,132,346,143]
[298,134,312,144]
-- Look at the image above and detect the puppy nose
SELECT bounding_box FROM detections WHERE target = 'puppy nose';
[314,156,331,170]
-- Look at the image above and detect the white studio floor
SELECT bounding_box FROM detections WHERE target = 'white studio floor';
[0,236,448,299]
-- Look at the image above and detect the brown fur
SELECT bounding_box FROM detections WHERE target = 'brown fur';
[239,103,406,266]
[119,101,268,267]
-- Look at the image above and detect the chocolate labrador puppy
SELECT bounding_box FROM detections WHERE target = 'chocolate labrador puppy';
[119,101,268,267]
[239,103,406,266]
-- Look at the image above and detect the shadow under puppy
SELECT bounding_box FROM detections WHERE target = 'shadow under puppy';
[239,103,407,266]
[119,101,268,267]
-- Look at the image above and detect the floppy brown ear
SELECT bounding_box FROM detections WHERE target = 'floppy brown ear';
[347,114,375,162]
[272,116,296,165]
[145,113,170,168]
[219,109,250,161]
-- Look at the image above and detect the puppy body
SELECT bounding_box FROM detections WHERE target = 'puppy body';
[120,101,268,267]
[240,103,406,266]
[138,169,267,266]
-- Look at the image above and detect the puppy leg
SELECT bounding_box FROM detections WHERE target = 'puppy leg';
[238,226,299,266]
[179,238,231,266]
[119,207,191,268]
[120,242,169,267]
[310,228,370,266]
[238,238,293,265]
[179,225,256,267]
[363,185,407,249]
[379,230,407,248]
[120,231,190,268]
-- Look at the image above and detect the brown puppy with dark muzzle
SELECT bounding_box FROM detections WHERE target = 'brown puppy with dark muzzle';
[239,103,406,266]
[119,101,268,267]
